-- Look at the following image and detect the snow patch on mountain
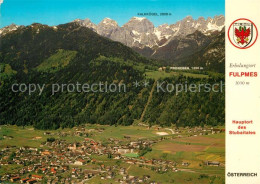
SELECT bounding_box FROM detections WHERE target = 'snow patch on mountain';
[132,17,146,21]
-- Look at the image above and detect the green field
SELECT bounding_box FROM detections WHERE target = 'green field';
[90,125,171,141]
[143,133,225,176]
[0,125,85,148]
[127,165,224,184]
[0,125,174,148]
[123,153,139,158]
[145,70,209,80]
[36,49,77,72]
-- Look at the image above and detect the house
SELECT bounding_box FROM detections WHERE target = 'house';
[91,158,96,163]
[74,159,87,165]
[26,179,37,184]
[119,168,126,175]
[172,168,178,172]
[114,154,121,160]
[50,168,56,174]
[158,67,166,71]
[117,148,134,154]
[68,143,77,151]
[10,176,20,182]
[145,160,153,165]
[143,175,151,180]
[20,177,30,183]
[205,161,220,166]
[41,168,47,173]
[130,142,139,148]
[126,160,136,164]
[182,162,190,166]
[31,175,43,180]
[41,151,51,156]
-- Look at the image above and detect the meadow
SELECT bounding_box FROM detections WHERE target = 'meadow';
[144,132,225,177]
[145,70,209,80]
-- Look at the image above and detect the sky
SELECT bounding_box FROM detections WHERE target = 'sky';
[0,0,224,28]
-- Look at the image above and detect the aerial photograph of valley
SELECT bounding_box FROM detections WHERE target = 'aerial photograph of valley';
[0,0,225,183]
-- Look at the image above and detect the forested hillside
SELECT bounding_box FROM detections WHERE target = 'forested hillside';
[0,23,224,129]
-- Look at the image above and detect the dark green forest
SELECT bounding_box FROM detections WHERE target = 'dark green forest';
[0,22,224,129]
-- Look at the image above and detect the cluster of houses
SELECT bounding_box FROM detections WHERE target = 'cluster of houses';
[0,126,224,183]
[169,126,225,137]
[9,175,42,184]
[0,137,170,183]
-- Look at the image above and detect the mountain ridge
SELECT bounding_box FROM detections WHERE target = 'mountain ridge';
[72,15,224,48]
[1,15,224,48]
[0,15,225,72]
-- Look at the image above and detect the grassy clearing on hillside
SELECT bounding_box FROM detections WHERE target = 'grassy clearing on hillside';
[0,64,17,75]
[0,64,17,83]
[36,49,77,72]
[145,70,209,80]
[93,55,157,73]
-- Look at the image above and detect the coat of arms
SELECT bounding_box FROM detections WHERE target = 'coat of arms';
[233,23,253,48]
[228,18,258,49]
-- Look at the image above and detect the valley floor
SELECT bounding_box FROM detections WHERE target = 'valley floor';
[0,124,225,184]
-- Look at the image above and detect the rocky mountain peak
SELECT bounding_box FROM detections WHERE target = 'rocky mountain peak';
[0,23,20,35]
[96,18,119,37]
[197,17,206,23]
[99,18,118,27]
[68,15,225,49]
[123,17,154,33]
[212,15,225,26]
[183,16,194,21]
[73,18,97,31]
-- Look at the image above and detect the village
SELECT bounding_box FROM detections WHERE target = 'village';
[0,125,225,184]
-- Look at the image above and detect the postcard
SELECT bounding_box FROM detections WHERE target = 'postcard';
[0,0,259,183]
